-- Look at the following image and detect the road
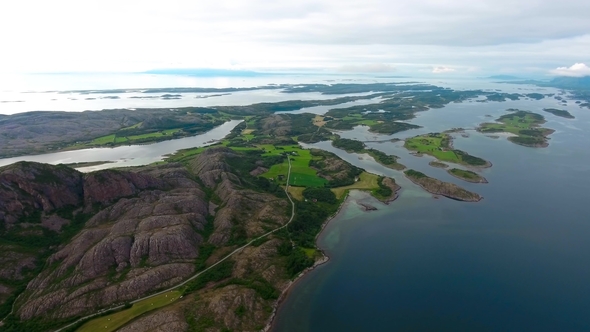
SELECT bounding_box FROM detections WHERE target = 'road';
[54,156,295,332]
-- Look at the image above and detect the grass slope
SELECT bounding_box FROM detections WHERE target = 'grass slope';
[77,291,181,332]
[404,133,489,167]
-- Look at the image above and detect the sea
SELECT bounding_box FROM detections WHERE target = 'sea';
[1,73,589,331]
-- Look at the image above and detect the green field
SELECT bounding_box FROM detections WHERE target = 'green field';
[330,172,380,199]
[404,133,489,167]
[89,134,117,145]
[86,129,182,147]
[301,248,318,259]
[77,291,182,332]
[404,134,459,162]
[164,146,209,163]
[260,145,327,187]
[119,122,143,130]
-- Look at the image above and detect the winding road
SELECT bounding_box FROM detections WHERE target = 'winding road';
[53,156,295,332]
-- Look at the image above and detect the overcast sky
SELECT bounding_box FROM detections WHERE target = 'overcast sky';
[1,0,589,77]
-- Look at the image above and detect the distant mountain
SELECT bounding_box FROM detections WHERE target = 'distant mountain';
[500,76,590,90]
[548,76,590,89]
[144,68,265,77]
[486,75,522,80]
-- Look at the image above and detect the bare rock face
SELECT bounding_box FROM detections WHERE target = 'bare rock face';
[260,114,291,136]
[83,169,168,206]
[0,162,83,227]
[190,148,288,246]
[2,146,294,329]
[16,186,209,320]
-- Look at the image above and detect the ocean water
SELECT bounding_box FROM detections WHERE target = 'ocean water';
[273,90,590,331]
[2,73,589,330]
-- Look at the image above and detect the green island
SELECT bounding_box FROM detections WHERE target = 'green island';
[447,168,488,183]
[404,133,491,167]
[404,169,482,202]
[429,161,449,168]
[477,110,555,147]
[542,108,575,119]
[331,138,406,170]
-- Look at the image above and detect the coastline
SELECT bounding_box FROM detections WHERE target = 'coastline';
[263,190,354,332]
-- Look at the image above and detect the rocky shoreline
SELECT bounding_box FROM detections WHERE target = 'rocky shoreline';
[262,192,353,332]
[404,169,482,202]
[447,169,488,184]
[263,184,394,331]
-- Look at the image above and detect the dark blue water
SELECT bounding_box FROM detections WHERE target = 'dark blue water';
[273,94,590,331]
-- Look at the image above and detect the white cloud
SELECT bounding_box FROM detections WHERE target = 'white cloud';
[0,0,589,75]
[432,66,456,74]
[550,63,590,77]
[335,63,396,73]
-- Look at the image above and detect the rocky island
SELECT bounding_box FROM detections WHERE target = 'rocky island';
[404,169,482,202]
[447,168,488,183]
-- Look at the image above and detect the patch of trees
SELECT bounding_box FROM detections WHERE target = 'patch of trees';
[454,150,488,166]
[404,169,428,179]
[302,187,337,204]
[288,200,338,248]
[332,138,365,152]
[182,260,235,295]
[373,176,393,198]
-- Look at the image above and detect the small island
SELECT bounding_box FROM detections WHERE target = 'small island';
[404,133,491,167]
[447,168,488,183]
[477,110,555,147]
[429,161,449,168]
[404,169,482,202]
[542,108,575,119]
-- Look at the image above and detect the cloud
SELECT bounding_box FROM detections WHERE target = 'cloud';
[550,63,590,77]
[432,66,456,74]
[335,63,396,73]
[0,0,590,75]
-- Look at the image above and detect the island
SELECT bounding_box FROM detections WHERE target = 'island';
[542,108,575,119]
[429,161,449,168]
[477,110,555,147]
[447,168,488,183]
[404,169,482,202]
[404,133,491,167]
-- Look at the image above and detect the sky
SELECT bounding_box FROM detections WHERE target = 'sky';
[0,0,589,77]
